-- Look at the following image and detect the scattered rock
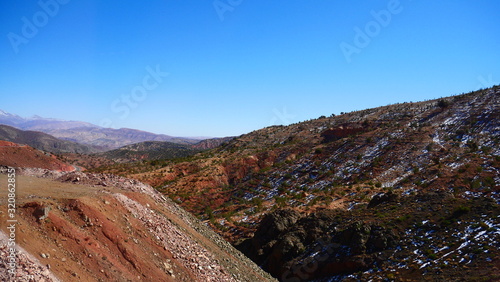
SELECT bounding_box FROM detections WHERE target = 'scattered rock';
[368,191,399,208]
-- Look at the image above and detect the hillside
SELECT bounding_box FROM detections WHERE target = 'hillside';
[98,141,203,163]
[192,137,235,150]
[0,125,99,154]
[0,141,75,171]
[0,167,276,282]
[97,86,500,280]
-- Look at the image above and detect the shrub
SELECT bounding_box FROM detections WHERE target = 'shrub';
[437,99,450,108]
[452,205,470,218]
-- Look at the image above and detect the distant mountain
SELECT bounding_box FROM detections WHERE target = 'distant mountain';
[40,127,200,150]
[0,110,96,130]
[98,141,202,163]
[0,124,99,154]
[0,109,25,126]
[0,110,203,150]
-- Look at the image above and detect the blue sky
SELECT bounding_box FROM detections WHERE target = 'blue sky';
[1,1,499,137]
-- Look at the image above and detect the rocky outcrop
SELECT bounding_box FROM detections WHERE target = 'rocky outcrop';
[320,124,365,143]
[367,191,399,208]
[237,209,398,281]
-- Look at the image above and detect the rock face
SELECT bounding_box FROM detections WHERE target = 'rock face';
[237,208,398,281]
[320,124,365,143]
[367,191,399,208]
[237,189,500,281]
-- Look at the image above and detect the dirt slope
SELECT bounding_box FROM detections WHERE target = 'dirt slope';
[0,141,74,172]
[0,167,275,281]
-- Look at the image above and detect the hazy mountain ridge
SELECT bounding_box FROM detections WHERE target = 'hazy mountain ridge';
[99,86,500,280]
[0,111,203,150]
[0,124,99,154]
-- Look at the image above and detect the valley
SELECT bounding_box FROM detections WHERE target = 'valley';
[1,86,499,281]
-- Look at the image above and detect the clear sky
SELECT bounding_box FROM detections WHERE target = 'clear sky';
[1,1,499,137]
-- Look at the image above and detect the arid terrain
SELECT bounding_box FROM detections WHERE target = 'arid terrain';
[0,168,275,281]
[93,87,500,280]
[1,86,499,281]
[0,141,75,172]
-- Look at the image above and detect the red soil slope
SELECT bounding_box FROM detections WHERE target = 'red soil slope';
[0,141,74,171]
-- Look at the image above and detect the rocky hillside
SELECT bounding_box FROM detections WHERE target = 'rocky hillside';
[98,86,500,280]
[0,167,276,282]
[97,141,202,163]
[192,137,235,150]
[237,192,500,280]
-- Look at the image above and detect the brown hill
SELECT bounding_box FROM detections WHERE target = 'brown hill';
[0,168,276,282]
[0,141,74,171]
[95,86,500,280]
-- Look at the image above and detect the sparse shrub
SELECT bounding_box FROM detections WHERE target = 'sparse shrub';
[437,99,450,108]
[426,143,434,152]
[452,205,470,218]
[470,179,481,190]
[481,146,492,154]
[467,140,479,152]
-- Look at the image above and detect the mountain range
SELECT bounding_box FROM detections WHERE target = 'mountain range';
[0,110,203,150]
[0,124,99,154]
